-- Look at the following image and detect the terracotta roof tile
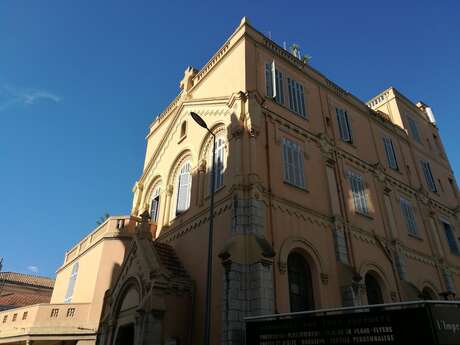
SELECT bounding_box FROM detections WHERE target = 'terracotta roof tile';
[0,292,51,309]
[152,241,191,280]
[0,272,54,289]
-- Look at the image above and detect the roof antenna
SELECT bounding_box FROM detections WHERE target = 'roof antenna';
[283,41,287,50]
[268,31,272,39]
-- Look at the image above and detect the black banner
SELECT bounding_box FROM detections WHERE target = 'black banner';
[246,304,460,345]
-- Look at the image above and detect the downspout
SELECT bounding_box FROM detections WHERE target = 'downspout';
[264,112,278,313]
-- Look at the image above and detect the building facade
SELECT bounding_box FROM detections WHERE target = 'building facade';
[1,17,459,345]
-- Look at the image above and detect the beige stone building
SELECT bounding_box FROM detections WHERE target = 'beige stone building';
[1,17,459,345]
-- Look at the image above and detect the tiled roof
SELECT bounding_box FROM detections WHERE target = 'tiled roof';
[0,272,54,289]
[152,241,191,280]
[0,292,51,308]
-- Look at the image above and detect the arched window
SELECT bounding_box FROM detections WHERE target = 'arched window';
[150,186,161,223]
[64,262,79,303]
[288,252,314,312]
[210,137,225,190]
[176,161,192,214]
[365,273,384,305]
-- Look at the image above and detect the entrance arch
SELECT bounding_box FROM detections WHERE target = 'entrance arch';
[287,252,315,312]
[365,273,384,305]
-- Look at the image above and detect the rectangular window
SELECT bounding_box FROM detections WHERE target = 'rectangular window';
[349,172,368,215]
[12,314,17,322]
[22,312,28,320]
[50,308,59,318]
[211,137,225,190]
[383,137,398,170]
[287,77,307,118]
[442,221,460,255]
[407,115,421,142]
[282,138,305,188]
[421,160,437,192]
[400,197,418,236]
[336,108,352,142]
[66,308,76,317]
[265,62,284,105]
[2,315,7,323]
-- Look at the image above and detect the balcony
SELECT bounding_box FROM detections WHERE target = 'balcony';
[63,216,137,265]
[0,303,94,342]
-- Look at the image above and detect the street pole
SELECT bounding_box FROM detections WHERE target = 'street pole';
[190,112,216,345]
[204,132,216,345]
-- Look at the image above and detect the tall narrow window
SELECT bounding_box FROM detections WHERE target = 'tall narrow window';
[211,137,225,190]
[421,160,437,192]
[265,62,284,105]
[180,121,187,138]
[407,115,421,142]
[349,172,368,215]
[282,138,305,188]
[288,253,314,312]
[400,197,418,236]
[176,162,192,214]
[150,187,161,223]
[287,77,306,118]
[383,137,398,170]
[336,108,352,143]
[64,262,79,303]
[441,221,460,255]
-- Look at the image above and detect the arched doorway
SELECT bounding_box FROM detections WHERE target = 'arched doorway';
[422,286,437,300]
[288,252,314,312]
[365,273,384,305]
[114,323,135,345]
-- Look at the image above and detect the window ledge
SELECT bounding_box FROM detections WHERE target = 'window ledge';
[408,233,423,241]
[283,180,309,193]
[265,96,309,121]
[355,211,373,220]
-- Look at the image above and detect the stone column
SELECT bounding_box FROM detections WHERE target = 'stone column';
[219,197,275,345]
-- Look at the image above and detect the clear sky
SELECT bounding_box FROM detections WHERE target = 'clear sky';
[1,1,459,278]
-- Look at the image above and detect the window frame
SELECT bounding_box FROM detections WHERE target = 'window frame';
[400,197,419,236]
[282,137,305,189]
[150,186,161,223]
[336,108,353,143]
[441,220,460,256]
[421,160,437,193]
[175,161,192,215]
[383,136,399,170]
[64,262,79,303]
[348,171,369,215]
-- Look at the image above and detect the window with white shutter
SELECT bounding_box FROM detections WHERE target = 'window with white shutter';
[64,262,79,303]
[336,108,352,142]
[265,62,284,105]
[383,137,398,170]
[282,138,305,188]
[421,160,437,192]
[400,197,418,236]
[348,172,368,215]
[176,161,192,214]
[287,77,307,118]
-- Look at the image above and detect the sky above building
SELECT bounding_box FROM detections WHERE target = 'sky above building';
[1,0,459,278]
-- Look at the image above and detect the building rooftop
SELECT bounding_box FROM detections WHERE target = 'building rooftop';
[0,272,54,289]
[0,292,51,310]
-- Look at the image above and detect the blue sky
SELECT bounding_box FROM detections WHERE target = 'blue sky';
[1,1,459,277]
